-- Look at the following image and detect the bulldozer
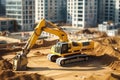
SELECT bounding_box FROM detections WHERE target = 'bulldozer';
[13,19,94,71]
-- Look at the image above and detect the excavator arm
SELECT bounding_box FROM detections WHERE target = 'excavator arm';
[13,19,68,71]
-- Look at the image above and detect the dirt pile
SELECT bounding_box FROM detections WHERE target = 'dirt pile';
[0,56,53,80]
[34,39,57,48]
[76,29,108,37]
[83,36,120,71]
[0,56,3,60]
[85,73,120,80]
[0,54,13,70]
[0,70,53,80]
[91,37,120,57]
[0,59,12,70]
[33,51,47,56]
[0,39,57,54]
[94,37,120,71]
[109,61,120,71]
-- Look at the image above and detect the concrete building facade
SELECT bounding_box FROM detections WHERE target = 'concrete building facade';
[97,0,120,25]
[35,0,67,23]
[98,22,119,36]
[0,17,16,31]
[104,0,115,22]
[97,0,106,23]
[6,0,35,31]
[98,0,116,24]
[115,0,120,24]
[0,0,6,16]
[67,0,98,28]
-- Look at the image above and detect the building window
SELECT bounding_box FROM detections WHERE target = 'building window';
[78,19,82,21]
[78,3,83,5]
[78,15,82,17]
[68,16,70,19]
[78,24,82,27]
[78,7,83,9]
[29,1,32,5]
[10,21,13,25]
[17,2,21,5]
[1,21,7,25]
[74,24,76,26]
[78,11,83,13]
[26,1,28,5]
[18,16,21,18]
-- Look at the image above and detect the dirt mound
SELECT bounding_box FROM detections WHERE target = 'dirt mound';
[109,61,120,71]
[93,37,120,70]
[83,37,120,57]
[0,70,53,80]
[85,73,120,80]
[0,39,57,54]
[85,41,117,56]
[33,51,47,56]
[84,36,120,71]
[76,29,108,37]
[0,56,3,60]
[0,70,15,79]
[0,60,12,70]
[34,39,57,48]
[99,37,120,46]
[0,58,53,80]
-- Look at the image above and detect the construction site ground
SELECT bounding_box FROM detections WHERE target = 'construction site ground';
[1,48,115,80]
[1,29,120,80]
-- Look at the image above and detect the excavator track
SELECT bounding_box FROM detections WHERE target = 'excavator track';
[56,54,88,66]
[47,54,59,62]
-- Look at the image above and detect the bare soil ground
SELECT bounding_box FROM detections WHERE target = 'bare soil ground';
[1,29,120,80]
[1,47,120,80]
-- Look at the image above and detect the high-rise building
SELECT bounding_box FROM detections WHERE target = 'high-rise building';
[35,0,67,23]
[104,0,115,22]
[0,0,6,16]
[67,0,98,28]
[97,0,105,23]
[98,0,120,24]
[115,0,120,24]
[6,0,35,31]
[0,17,16,31]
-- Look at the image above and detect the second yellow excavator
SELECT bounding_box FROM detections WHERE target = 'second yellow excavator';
[13,19,94,71]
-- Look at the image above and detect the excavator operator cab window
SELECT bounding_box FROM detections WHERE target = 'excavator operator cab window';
[54,43,61,53]
[72,42,79,46]
[61,43,68,53]
[82,42,90,46]
[54,42,68,54]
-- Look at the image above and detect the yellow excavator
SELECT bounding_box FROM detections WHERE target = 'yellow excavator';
[13,19,94,71]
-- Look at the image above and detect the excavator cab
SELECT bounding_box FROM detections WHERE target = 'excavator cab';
[47,42,70,62]
[54,42,69,54]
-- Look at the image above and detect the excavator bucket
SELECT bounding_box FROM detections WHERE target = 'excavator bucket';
[13,52,28,71]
